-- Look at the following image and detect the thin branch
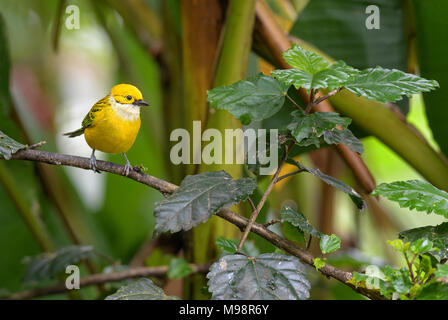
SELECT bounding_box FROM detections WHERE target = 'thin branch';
[311,87,343,107]
[236,141,293,253]
[305,89,317,113]
[286,94,304,112]
[306,235,313,250]
[276,168,305,183]
[9,263,211,300]
[263,219,280,228]
[7,148,386,300]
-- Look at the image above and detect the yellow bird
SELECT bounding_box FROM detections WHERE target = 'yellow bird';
[64,84,149,176]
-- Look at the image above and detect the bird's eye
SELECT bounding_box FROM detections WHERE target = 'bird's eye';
[126,95,132,101]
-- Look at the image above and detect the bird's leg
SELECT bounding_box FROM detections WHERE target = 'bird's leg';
[123,153,132,176]
[90,149,101,173]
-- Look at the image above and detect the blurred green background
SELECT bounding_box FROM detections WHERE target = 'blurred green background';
[0,0,447,300]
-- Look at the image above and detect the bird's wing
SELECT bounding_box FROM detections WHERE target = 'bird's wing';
[81,95,110,129]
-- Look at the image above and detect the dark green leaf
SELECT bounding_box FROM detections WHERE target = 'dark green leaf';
[372,180,448,219]
[206,74,288,124]
[154,171,256,233]
[23,246,94,284]
[291,163,365,209]
[207,253,310,300]
[0,130,26,160]
[167,258,193,279]
[280,206,323,238]
[105,278,180,300]
[345,67,439,103]
[399,222,448,260]
[287,110,363,154]
[322,128,364,154]
[320,234,341,254]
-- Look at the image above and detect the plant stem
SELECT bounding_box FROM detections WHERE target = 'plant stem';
[286,93,304,112]
[276,168,306,182]
[236,141,293,253]
[312,87,343,107]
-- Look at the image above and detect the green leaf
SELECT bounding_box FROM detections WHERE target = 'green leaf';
[387,239,410,253]
[290,162,365,209]
[105,278,180,300]
[215,237,260,257]
[382,266,412,295]
[280,206,323,238]
[435,264,448,280]
[322,128,364,154]
[399,222,448,260]
[167,258,193,279]
[320,234,341,254]
[313,258,326,271]
[154,171,256,233]
[287,110,363,154]
[418,281,448,300]
[345,67,439,103]
[22,246,94,284]
[206,73,288,124]
[0,130,26,160]
[372,180,448,219]
[272,60,358,91]
[282,44,331,74]
[206,253,310,300]
[410,239,435,255]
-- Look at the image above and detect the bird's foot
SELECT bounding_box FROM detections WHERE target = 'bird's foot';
[123,158,132,176]
[90,153,101,173]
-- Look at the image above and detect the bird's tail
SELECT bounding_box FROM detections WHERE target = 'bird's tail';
[63,128,84,138]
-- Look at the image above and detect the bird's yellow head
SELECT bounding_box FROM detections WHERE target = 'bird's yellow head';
[111,84,149,106]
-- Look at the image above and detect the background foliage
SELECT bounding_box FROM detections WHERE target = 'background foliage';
[0,0,447,300]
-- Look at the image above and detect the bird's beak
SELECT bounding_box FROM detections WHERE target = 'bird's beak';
[134,99,149,107]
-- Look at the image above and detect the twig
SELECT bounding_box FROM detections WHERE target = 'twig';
[27,141,47,150]
[311,88,343,107]
[276,168,305,182]
[305,89,317,113]
[8,263,211,300]
[263,219,280,228]
[7,148,386,300]
[236,141,293,253]
[306,235,312,250]
[286,94,304,112]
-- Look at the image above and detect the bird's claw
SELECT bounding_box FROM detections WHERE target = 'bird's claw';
[123,160,132,176]
[90,154,101,173]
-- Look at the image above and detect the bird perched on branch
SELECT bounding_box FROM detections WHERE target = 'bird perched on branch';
[64,84,149,176]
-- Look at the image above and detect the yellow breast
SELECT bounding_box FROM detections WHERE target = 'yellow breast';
[84,105,141,154]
